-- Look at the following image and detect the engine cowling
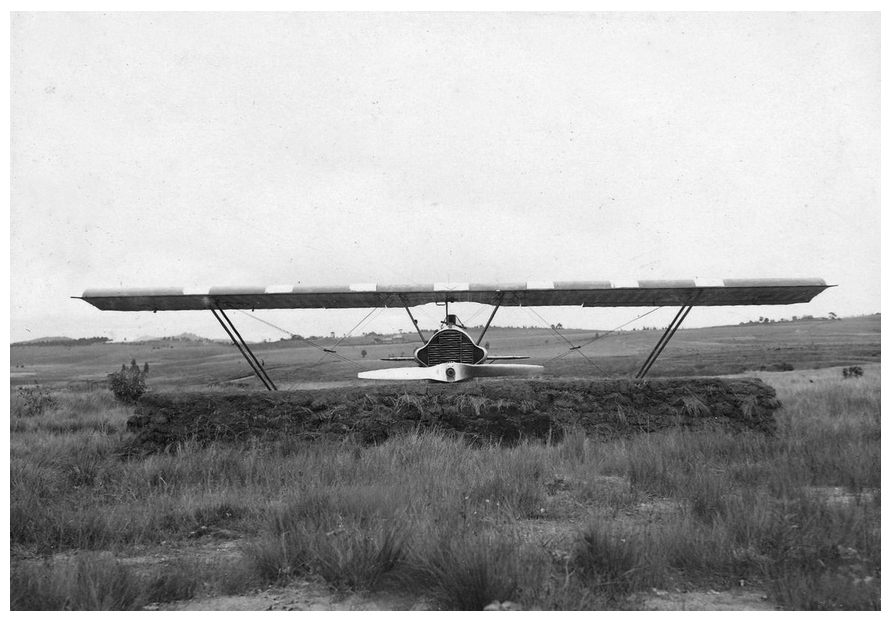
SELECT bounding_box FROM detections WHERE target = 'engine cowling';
[415,328,486,366]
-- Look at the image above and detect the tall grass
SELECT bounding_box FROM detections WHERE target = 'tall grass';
[248,487,410,589]
[11,553,200,610]
[10,368,881,610]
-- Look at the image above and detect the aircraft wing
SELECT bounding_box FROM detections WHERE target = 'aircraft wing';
[79,278,831,312]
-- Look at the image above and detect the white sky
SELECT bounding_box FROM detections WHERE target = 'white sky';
[9,11,881,342]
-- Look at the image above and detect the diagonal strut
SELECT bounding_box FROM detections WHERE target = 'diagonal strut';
[635,305,692,379]
[211,307,277,391]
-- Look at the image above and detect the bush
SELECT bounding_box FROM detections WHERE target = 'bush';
[15,383,57,417]
[108,360,148,403]
[842,366,863,379]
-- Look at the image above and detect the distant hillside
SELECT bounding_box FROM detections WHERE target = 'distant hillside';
[11,336,110,347]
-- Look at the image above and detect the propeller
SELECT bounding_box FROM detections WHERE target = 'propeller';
[358,362,543,383]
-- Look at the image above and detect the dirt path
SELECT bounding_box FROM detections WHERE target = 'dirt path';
[154,582,433,611]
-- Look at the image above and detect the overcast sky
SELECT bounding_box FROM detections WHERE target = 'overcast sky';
[9,12,880,342]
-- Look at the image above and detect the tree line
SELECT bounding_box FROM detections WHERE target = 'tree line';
[11,336,111,347]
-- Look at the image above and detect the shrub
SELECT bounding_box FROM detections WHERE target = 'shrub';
[108,360,148,403]
[842,366,864,379]
[15,383,57,417]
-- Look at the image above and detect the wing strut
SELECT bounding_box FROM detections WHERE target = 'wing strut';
[635,305,693,379]
[401,297,426,343]
[211,307,278,391]
[476,294,503,345]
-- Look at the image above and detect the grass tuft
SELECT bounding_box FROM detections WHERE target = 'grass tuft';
[247,488,410,590]
[572,522,663,598]
[409,531,548,610]
[12,554,145,610]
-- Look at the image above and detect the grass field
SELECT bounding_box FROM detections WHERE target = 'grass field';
[9,316,881,610]
[10,314,880,390]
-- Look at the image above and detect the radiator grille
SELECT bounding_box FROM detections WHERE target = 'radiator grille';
[418,329,483,365]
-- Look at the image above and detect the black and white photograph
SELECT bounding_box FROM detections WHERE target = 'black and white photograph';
[9,10,880,611]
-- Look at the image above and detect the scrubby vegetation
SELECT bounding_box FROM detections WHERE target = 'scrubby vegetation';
[842,365,864,379]
[107,360,149,403]
[9,366,881,610]
[15,383,57,417]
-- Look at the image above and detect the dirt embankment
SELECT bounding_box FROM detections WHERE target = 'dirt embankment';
[121,377,779,454]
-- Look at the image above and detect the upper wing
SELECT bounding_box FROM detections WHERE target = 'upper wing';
[79,278,831,312]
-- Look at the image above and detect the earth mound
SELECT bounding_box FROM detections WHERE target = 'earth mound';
[121,377,780,454]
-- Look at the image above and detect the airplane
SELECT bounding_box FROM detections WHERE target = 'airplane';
[78,278,831,388]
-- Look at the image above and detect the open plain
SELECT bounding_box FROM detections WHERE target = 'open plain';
[9,315,881,610]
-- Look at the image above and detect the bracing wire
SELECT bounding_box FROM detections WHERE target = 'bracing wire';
[328,307,383,352]
[460,305,487,327]
[290,307,386,391]
[523,307,610,375]
[229,308,336,354]
[543,306,664,364]
[229,307,393,392]
[230,307,380,370]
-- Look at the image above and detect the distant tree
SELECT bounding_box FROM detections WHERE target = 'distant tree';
[361,349,368,359]
[829,312,838,320]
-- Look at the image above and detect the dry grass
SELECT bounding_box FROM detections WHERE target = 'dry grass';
[9,365,881,610]
[10,553,201,610]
